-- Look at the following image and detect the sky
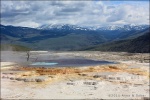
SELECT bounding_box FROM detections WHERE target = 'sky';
[1,1,149,28]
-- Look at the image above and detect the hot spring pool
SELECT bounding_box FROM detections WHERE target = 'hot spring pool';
[31,62,58,66]
[29,58,116,67]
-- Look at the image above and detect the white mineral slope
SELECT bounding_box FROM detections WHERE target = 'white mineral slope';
[1,72,149,99]
[0,62,18,70]
[1,62,17,66]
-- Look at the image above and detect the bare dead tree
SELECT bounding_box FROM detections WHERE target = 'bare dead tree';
[140,50,143,63]
[26,51,30,61]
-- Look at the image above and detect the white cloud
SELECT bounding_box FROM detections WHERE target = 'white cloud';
[17,22,39,28]
[1,1,149,28]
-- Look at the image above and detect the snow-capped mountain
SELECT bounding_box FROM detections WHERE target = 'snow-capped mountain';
[37,24,88,31]
[38,24,149,31]
[88,24,149,31]
[122,24,149,31]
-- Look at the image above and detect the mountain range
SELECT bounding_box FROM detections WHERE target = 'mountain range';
[0,24,149,52]
[38,24,148,31]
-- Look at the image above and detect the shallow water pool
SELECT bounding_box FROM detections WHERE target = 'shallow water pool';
[29,58,116,67]
[31,62,58,66]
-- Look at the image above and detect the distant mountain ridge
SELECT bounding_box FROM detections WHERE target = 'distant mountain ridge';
[82,32,150,53]
[38,24,149,31]
[0,24,149,52]
[95,24,148,31]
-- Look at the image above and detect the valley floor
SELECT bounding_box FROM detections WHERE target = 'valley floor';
[0,51,149,99]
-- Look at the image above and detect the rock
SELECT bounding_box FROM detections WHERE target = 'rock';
[94,86,97,90]
[122,85,129,88]
[2,76,6,79]
[24,79,31,82]
[48,76,54,78]
[6,76,9,79]
[24,78,35,82]
[67,82,75,85]
[83,81,97,85]
[109,66,119,69]
[134,83,143,86]
[92,82,97,85]
[30,79,36,82]
[93,75,101,78]
[108,77,116,80]
[141,97,150,100]
[15,78,25,81]
[35,78,45,82]
[78,73,87,76]
[116,77,121,80]
[120,81,127,83]
[10,77,15,80]
[93,75,107,79]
